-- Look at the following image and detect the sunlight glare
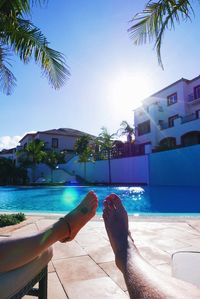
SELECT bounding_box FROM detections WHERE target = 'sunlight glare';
[108,71,153,112]
[62,188,79,210]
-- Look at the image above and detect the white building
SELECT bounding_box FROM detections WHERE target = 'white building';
[134,75,200,150]
[0,148,16,163]
[18,128,95,153]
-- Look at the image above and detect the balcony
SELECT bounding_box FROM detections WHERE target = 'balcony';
[181,113,199,124]
[187,94,200,105]
[160,112,200,130]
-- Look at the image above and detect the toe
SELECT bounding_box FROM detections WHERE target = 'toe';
[106,195,115,209]
[110,194,123,208]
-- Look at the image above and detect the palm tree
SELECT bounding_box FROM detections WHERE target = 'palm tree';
[118,121,135,143]
[0,0,70,95]
[44,150,66,183]
[128,0,195,68]
[17,139,46,182]
[96,127,116,184]
[74,135,94,181]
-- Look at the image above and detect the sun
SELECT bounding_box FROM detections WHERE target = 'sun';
[108,71,153,110]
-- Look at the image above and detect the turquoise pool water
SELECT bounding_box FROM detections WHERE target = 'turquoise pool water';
[0,186,200,215]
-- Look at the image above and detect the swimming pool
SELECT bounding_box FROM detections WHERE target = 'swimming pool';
[0,186,200,216]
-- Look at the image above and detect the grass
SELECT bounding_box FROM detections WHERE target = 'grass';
[0,213,26,227]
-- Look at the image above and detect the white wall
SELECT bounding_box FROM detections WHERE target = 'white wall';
[66,155,149,184]
[37,133,77,151]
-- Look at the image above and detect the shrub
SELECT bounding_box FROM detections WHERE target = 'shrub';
[0,213,26,227]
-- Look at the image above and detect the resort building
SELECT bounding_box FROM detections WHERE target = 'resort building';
[134,75,200,150]
[0,148,16,162]
[18,128,95,153]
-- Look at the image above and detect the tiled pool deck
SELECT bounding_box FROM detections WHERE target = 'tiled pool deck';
[1,215,200,299]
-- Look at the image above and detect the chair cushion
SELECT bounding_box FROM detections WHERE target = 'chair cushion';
[172,250,200,287]
[0,246,53,299]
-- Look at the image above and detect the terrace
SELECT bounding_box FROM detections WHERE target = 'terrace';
[1,215,200,299]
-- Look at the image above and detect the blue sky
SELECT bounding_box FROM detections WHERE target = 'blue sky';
[1,0,200,149]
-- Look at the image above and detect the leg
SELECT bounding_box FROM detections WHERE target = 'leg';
[103,194,200,299]
[0,191,98,272]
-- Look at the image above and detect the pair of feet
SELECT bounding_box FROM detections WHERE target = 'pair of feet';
[61,191,130,266]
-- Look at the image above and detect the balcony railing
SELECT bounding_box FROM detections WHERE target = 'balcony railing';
[160,113,199,130]
[181,113,199,124]
[187,93,200,104]
[94,143,146,160]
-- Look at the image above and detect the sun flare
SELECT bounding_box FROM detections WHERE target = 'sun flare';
[108,71,153,111]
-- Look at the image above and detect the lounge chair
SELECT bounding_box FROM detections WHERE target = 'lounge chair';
[171,250,200,288]
[0,247,53,299]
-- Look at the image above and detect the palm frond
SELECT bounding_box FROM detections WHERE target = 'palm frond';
[128,0,194,68]
[0,46,16,95]
[1,17,70,89]
[0,0,48,17]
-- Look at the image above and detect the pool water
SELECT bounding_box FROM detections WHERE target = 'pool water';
[0,186,200,215]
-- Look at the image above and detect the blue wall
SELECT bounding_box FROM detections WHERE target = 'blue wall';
[149,144,200,186]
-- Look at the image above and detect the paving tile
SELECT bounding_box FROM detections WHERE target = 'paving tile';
[149,238,190,254]
[24,272,67,299]
[36,219,57,230]
[155,263,172,276]
[183,237,200,249]
[84,243,115,264]
[48,260,55,273]
[52,240,86,260]
[48,272,68,299]
[99,261,127,291]
[138,245,171,266]
[11,223,38,236]
[54,255,106,283]
[63,277,128,299]
[75,231,108,248]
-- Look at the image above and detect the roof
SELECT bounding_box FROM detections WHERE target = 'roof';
[19,133,37,143]
[19,128,96,143]
[149,77,189,98]
[40,128,96,138]
[0,148,15,154]
[144,74,200,101]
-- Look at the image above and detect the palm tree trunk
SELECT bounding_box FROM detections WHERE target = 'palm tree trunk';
[51,169,53,183]
[108,150,111,185]
[84,162,86,182]
[32,165,36,183]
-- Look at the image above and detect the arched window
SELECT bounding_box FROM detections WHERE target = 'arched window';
[181,131,200,147]
[159,137,176,148]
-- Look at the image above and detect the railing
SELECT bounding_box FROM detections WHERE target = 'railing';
[188,93,200,103]
[181,113,199,124]
[94,143,146,160]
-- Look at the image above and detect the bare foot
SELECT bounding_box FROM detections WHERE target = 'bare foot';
[60,191,98,242]
[103,194,135,270]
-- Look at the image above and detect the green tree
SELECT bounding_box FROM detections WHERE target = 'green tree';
[118,121,135,143]
[96,127,116,184]
[74,135,94,181]
[128,0,195,68]
[0,158,27,185]
[44,150,66,182]
[17,139,46,182]
[0,0,69,95]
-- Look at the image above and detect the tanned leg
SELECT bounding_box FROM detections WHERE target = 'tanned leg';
[103,194,200,299]
[0,191,98,272]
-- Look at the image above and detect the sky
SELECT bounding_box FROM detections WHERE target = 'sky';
[1,0,200,150]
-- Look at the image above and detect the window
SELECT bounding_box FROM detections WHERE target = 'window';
[194,85,200,99]
[52,138,58,148]
[168,114,179,127]
[167,93,177,106]
[138,120,150,136]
